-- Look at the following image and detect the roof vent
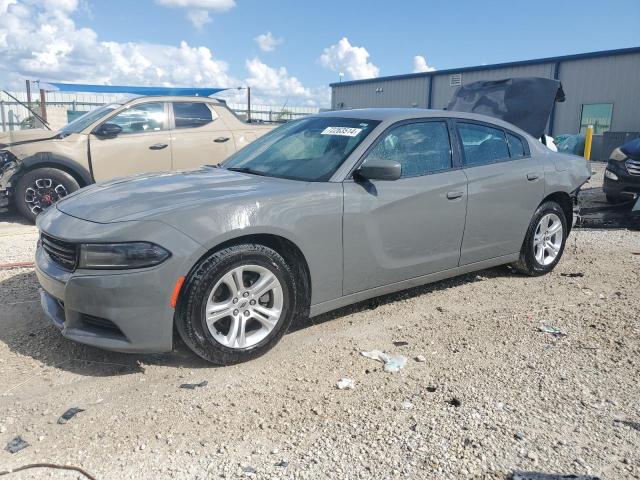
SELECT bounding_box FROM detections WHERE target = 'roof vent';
[449,74,462,87]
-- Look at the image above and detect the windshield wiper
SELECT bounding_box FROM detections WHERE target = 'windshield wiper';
[226,167,269,177]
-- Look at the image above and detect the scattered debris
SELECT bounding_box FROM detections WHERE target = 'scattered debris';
[392,341,408,347]
[58,407,85,425]
[538,324,567,337]
[241,464,257,476]
[361,350,407,373]
[425,385,437,393]
[560,272,584,278]
[414,355,426,362]
[514,432,525,441]
[510,472,600,480]
[436,306,445,312]
[5,436,29,454]
[447,397,462,408]
[275,460,289,468]
[0,463,98,479]
[401,400,413,409]
[336,378,355,390]
[179,380,208,390]
[614,418,640,432]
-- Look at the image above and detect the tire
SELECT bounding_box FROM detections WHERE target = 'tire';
[175,243,299,365]
[513,201,568,276]
[15,167,80,223]
[605,194,625,204]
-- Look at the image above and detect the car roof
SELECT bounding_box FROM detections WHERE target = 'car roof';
[315,108,533,138]
[122,95,225,104]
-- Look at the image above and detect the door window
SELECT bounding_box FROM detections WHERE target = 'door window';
[507,133,526,158]
[364,121,452,177]
[107,103,167,134]
[173,102,215,129]
[458,122,510,166]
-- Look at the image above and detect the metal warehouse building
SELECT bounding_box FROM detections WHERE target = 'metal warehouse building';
[330,47,640,160]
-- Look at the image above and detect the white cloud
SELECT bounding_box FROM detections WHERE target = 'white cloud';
[186,9,211,29]
[0,1,234,88]
[155,0,235,10]
[413,55,435,73]
[254,32,283,52]
[319,37,379,80]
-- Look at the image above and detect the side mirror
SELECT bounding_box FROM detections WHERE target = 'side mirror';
[93,123,122,138]
[355,160,401,181]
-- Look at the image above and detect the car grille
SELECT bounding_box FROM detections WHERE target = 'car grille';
[626,159,640,176]
[41,233,78,271]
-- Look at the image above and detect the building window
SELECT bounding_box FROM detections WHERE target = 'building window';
[580,103,613,134]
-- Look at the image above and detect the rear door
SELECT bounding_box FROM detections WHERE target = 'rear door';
[169,102,236,169]
[456,120,544,264]
[342,119,468,294]
[89,102,172,181]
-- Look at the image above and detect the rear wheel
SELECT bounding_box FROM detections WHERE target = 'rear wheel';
[513,201,567,276]
[15,168,80,223]
[176,244,299,365]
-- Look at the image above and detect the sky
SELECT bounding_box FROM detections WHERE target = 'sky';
[1,0,639,107]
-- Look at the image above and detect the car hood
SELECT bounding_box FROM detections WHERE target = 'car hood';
[56,167,293,223]
[0,128,60,148]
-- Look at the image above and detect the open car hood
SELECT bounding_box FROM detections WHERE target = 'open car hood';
[446,77,565,139]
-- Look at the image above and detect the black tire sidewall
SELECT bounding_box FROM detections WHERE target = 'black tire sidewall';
[176,244,297,365]
[520,201,568,276]
[15,168,80,222]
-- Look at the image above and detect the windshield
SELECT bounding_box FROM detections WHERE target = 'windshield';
[221,116,380,181]
[60,103,121,135]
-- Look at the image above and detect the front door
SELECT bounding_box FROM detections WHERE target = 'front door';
[169,102,236,170]
[342,120,468,295]
[456,121,545,265]
[90,102,171,181]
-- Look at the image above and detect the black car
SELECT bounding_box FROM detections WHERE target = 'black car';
[603,138,640,203]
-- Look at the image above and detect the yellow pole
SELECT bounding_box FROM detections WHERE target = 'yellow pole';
[584,125,593,160]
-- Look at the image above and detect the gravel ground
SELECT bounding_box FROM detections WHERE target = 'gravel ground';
[0,163,638,479]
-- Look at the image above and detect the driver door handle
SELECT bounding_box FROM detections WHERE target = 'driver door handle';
[214,137,230,143]
[149,143,168,150]
[446,191,464,200]
[527,172,540,181]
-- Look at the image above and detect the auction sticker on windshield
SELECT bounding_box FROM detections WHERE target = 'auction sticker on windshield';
[321,126,363,137]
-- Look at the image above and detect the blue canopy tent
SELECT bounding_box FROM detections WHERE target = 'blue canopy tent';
[41,82,230,97]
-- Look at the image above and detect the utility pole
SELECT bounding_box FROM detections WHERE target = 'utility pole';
[39,88,47,125]
[25,79,32,111]
[247,86,251,123]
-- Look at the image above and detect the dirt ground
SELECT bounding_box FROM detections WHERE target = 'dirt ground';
[0,163,638,479]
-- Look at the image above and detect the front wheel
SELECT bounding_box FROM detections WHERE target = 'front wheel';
[15,168,80,223]
[176,244,299,365]
[513,201,568,276]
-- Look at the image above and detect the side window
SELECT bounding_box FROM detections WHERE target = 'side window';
[507,132,526,158]
[173,102,215,129]
[107,103,167,134]
[365,121,452,177]
[458,122,510,166]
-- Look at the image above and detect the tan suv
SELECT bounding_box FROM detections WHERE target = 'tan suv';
[0,96,274,221]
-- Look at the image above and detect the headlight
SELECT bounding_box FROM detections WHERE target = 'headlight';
[78,242,171,269]
[609,147,627,162]
[604,169,619,181]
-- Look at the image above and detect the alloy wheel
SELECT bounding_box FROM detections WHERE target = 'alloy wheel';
[24,178,69,214]
[205,264,283,349]
[533,213,563,266]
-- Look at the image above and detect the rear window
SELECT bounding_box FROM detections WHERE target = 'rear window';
[507,133,526,158]
[458,122,510,166]
[173,102,214,129]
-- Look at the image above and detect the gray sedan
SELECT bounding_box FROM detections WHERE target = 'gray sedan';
[35,109,590,364]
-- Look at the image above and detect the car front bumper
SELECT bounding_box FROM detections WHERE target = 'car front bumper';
[603,161,640,199]
[35,207,201,353]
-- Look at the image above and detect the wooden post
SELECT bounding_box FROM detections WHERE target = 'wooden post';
[39,88,47,124]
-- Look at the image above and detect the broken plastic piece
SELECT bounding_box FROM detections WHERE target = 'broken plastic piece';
[275,460,289,468]
[511,472,600,480]
[361,350,407,373]
[447,397,462,407]
[538,324,567,337]
[58,407,85,425]
[5,436,29,453]
[392,341,408,347]
[179,380,208,390]
[336,378,355,390]
[560,272,584,278]
[614,418,640,431]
